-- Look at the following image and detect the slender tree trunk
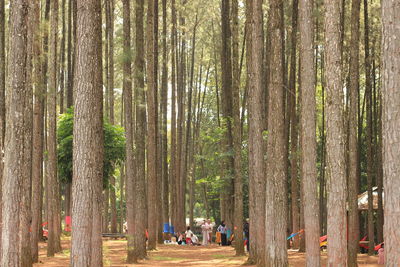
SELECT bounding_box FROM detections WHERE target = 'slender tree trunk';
[288,0,299,250]
[265,0,288,265]
[381,0,400,264]
[324,0,347,265]
[231,0,244,256]
[220,0,234,229]
[161,0,169,230]
[30,0,45,262]
[170,0,178,231]
[347,0,361,264]
[0,0,4,252]
[0,1,28,265]
[47,0,61,256]
[146,0,158,250]
[108,0,115,124]
[70,0,104,265]
[103,187,109,232]
[59,0,66,113]
[363,0,375,254]
[122,0,135,261]
[133,0,147,260]
[246,0,265,263]
[299,0,321,265]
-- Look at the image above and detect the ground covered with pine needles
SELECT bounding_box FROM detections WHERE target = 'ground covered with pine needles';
[33,237,381,266]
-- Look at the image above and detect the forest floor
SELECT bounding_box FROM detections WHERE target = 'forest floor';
[33,238,381,267]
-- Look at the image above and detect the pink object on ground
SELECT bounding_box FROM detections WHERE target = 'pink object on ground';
[378,248,385,264]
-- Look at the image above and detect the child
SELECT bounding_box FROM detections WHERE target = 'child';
[185,226,194,245]
[378,243,384,265]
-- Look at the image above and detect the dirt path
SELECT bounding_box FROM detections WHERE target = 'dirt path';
[33,238,381,267]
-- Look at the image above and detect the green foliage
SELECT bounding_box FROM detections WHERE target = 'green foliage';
[57,108,126,187]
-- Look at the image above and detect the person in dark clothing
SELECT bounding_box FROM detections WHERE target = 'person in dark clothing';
[217,221,228,246]
[244,220,250,252]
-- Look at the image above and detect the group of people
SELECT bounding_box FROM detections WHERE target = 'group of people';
[167,219,250,252]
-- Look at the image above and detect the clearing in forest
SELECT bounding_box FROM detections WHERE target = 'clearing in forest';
[33,238,381,267]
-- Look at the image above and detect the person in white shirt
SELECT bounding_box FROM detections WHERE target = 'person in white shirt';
[185,226,194,245]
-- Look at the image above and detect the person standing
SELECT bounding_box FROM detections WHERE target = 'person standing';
[217,221,228,246]
[207,219,213,244]
[201,220,209,245]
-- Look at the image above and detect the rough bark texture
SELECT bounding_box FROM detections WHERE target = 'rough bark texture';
[381,0,400,264]
[146,0,158,250]
[245,0,265,263]
[347,0,361,264]
[298,0,321,265]
[133,0,147,260]
[31,0,45,262]
[70,0,104,265]
[47,0,61,256]
[288,0,299,250]
[0,3,5,240]
[161,0,169,229]
[324,0,347,265]
[363,0,375,255]
[122,0,135,262]
[220,0,234,229]
[0,1,28,265]
[232,0,244,256]
[170,0,178,230]
[265,0,288,265]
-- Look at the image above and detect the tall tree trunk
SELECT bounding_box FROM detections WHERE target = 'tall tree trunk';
[65,0,74,214]
[133,0,148,260]
[288,0,300,250]
[220,0,234,229]
[108,0,115,124]
[146,0,158,250]
[324,0,347,265]
[71,0,104,265]
[231,0,244,256]
[170,0,178,231]
[245,0,265,263]
[122,0,135,261]
[161,0,169,230]
[299,0,321,265]
[347,0,361,264]
[0,0,28,265]
[187,19,197,229]
[0,0,4,252]
[47,0,61,256]
[381,0,400,264]
[59,0,66,113]
[363,0,375,254]
[265,0,288,265]
[176,2,187,232]
[31,0,45,262]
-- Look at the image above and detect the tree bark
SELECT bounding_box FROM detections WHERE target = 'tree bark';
[170,0,178,231]
[146,0,158,250]
[47,0,61,256]
[265,0,288,265]
[161,0,169,230]
[245,0,265,263]
[30,0,45,262]
[381,0,400,264]
[288,0,300,250]
[347,0,361,264]
[133,0,147,260]
[122,0,135,261]
[324,0,347,265]
[363,0,375,255]
[231,0,244,256]
[59,0,66,113]
[299,0,321,265]
[70,0,104,265]
[0,0,28,265]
